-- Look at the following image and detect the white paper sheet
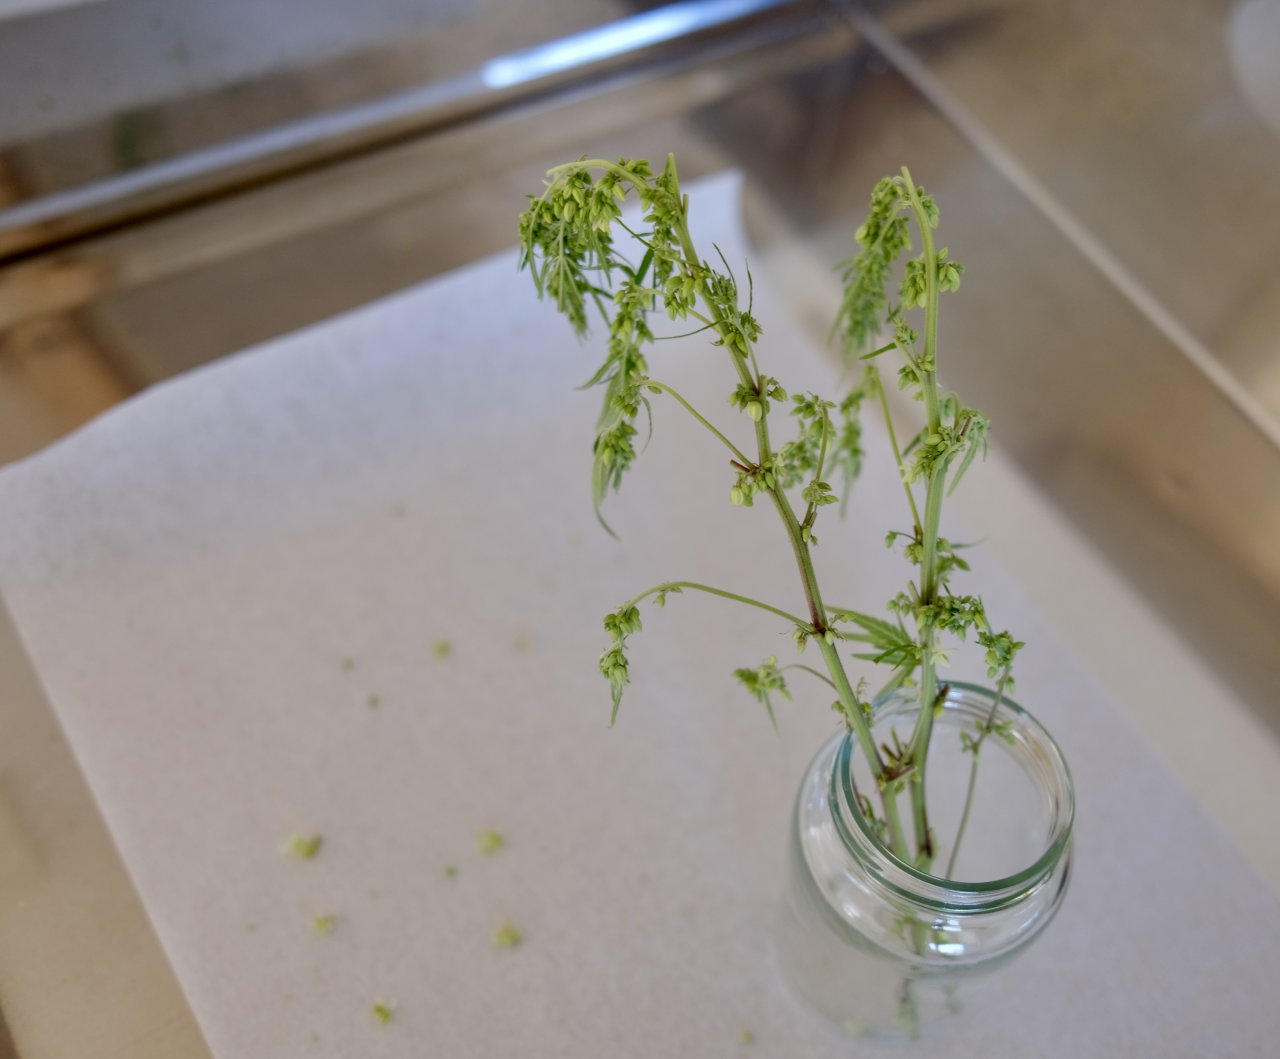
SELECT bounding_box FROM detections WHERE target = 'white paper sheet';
[1,174,1276,1057]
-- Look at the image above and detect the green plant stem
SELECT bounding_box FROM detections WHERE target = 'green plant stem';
[545,156,951,873]
[860,339,899,361]
[907,469,947,869]
[944,670,1010,878]
[559,156,829,636]
[559,157,915,861]
[873,371,922,532]
[898,168,947,871]
[660,157,836,636]
[801,408,833,532]
[766,491,826,627]
[641,378,752,465]
[628,581,809,628]
[901,167,941,433]
[816,638,911,860]
[778,664,838,691]
[661,161,916,859]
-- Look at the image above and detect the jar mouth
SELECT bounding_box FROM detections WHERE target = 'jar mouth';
[832,681,1075,910]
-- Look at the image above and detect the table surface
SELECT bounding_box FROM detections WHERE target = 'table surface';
[1,174,1277,1058]
[3,3,1280,1054]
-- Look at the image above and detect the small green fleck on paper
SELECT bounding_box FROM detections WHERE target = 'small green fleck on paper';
[339,656,356,672]
[312,914,336,935]
[366,693,381,709]
[493,924,523,949]
[432,639,453,659]
[444,865,458,879]
[478,830,506,854]
[372,1001,394,1025]
[739,1029,756,1045]
[514,633,534,653]
[283,834,323,860]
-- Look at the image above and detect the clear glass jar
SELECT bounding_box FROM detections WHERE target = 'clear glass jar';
[776,682,1074,1039]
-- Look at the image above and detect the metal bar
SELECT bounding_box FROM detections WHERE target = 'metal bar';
[0,0,809,256]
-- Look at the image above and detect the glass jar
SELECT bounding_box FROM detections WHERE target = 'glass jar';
[776,682,1074,1039]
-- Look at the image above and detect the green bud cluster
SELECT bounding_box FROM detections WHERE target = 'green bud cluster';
[603,604,642,641]
[661,266,699,320]
[730,457,779,507]
[902,402,988,487]
[836,175,913,357]
[936,249,963,293]
[600,603,643,724]
[518,160,647,337]
[831,382,870,499]
[977,628,1024,683]
[906,424,963,483]
[801,479,838,508]
[594,419,637,478]
[935,537,972,580]
[728,377,785,422]
[653,584,683,608]
[706,267,762,358]
[598,645,628,694]
[934,593,985,636]
[775,399,827,488]
[638,154,684,290]
[732,655,791,730]
[900,249,963,312]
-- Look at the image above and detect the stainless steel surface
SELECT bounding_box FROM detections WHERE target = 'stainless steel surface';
[0,0,810,253]
[1,1,1279,1055]
[848,5,1280,453]
[870,0,1280,427]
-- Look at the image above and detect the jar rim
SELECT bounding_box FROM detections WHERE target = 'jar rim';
[832,681,1075,911]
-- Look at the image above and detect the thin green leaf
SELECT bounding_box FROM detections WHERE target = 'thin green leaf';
[633,245,655,287]
[833,609,912,651]
[577,357,616,391]
[591,455,620,540]
[946,434,985,496]
[609,679,624,725]
[639,395,654,452]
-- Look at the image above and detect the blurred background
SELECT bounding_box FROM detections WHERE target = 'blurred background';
[1,0,1278,1055]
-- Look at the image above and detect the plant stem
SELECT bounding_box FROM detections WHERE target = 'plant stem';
[901,167,941,433]
[778,663,838,691]
[628,580,809,628]
[801,407,834,531]
[663,156,831,631]
[641,378,752,465]
[944,670,1010,879]
[766,491,826,628]
[873,371,922,532]
[815,637,912,860]
[907,469,946,869]
[860,339,899,361]
[897,167,948,870]
[660,156,912,863]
